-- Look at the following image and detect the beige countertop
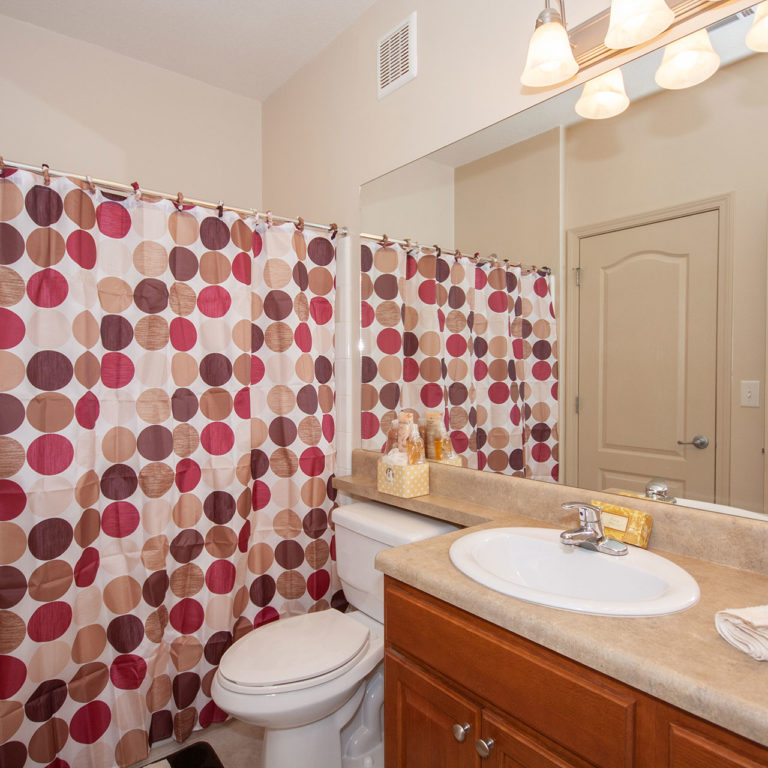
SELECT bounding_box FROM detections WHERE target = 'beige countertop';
[334,453,768,748]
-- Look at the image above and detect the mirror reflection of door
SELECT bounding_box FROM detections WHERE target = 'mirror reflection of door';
[576,209,719,501]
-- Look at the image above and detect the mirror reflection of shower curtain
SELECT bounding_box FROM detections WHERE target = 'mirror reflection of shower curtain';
[360,238,558,481]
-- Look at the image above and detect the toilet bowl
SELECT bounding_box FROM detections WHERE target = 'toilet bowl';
[212,610,384,768]
[212,501,458,768]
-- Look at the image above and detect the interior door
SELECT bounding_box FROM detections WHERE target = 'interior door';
[577,210,719,501]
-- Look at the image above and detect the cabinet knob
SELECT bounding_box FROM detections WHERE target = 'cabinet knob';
[452,722,471,742]
[475,737,495,758]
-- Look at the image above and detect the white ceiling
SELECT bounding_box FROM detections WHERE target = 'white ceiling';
[0,0,379,101]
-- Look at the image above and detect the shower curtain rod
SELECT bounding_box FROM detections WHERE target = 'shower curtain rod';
[0,158,347,237]
[359,231,552,274]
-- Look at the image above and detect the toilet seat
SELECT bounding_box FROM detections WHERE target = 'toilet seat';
[218,610,371,694]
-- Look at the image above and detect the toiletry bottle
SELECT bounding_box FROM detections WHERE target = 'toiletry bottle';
[397,412,413,453]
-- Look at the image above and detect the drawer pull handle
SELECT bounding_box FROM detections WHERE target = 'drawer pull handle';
[475,737,495,758]
[452,722,471,742]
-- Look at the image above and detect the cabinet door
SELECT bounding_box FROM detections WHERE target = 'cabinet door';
[660,717,768,768]
[385,650,482,768]
[479,710,593,768]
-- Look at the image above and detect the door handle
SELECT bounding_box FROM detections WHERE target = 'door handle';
[677,435,709,450]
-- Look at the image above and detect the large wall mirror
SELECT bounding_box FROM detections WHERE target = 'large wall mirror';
[360,6,768,518]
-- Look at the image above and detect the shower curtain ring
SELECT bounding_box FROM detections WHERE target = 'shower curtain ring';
[86,175,96,194]
[42,163,51,186]
[266,210,273,227]
[328,222,338,240]
[217,201,224,218]
[131,181,142,201]
[433,244,441,258]
[454,248,462,261]
[294,216,305,232]
[175,192,184,211]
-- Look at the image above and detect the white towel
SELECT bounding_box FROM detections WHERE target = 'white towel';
[143,761,171,768]
[715,605,768,661]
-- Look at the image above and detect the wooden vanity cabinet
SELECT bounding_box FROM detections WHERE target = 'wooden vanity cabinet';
[384,578,768,768]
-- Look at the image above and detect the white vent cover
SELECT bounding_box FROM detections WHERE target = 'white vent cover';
[377,12,417,99]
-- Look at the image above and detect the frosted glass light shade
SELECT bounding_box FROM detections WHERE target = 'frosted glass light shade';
[746,1,768,52]
[605,0,674,49]
[654,29,720,90]
[520,20,579,87]
[575,68,630,119]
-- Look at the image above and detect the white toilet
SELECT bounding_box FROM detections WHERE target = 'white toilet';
[212,500,457,768]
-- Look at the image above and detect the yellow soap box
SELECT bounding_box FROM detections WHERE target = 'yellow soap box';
[377,459,429,498]
[591,500,653,548]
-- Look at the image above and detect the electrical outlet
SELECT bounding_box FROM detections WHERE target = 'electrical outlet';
[740,380,760,408]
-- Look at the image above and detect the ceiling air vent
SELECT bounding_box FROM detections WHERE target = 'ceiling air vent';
[377,12,417,99]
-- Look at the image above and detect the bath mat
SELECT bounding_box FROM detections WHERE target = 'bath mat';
[145,742,225,768]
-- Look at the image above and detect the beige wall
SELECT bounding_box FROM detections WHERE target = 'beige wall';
[0,15,262,206]
[361,157,454,246]
[454,128,560,270]
[566,53,768,512]
[262,0,610,227]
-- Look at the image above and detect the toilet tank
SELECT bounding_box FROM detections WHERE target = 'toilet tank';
[333,500,459,623]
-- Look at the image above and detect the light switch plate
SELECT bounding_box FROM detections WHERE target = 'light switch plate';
[740,380,760,408]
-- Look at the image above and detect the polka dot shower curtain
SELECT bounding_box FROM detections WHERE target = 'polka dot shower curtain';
[0,167,340,768]
[360,238,558,480]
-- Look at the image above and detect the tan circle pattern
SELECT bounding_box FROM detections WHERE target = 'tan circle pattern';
[26,227,65,267]
[133,241,168,276]
[0,266,25,306]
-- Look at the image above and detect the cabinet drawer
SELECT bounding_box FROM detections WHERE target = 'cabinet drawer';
[386,579,638,768]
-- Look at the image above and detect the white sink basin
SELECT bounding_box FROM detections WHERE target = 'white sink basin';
[449,527,699,617]
[674,497,768,522]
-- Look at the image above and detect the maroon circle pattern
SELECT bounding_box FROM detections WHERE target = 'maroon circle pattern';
[0,169,341,768]
[360,239,558,480]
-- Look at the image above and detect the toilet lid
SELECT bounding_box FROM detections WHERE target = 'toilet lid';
[219,610,370,687]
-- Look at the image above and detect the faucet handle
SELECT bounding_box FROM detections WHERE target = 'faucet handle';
[561,501,602,524]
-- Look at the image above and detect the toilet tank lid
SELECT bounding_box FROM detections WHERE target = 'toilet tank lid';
[333,501,459,546]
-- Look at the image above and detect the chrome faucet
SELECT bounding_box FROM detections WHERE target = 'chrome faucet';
[645,478,677,503]
[559,502,628,556]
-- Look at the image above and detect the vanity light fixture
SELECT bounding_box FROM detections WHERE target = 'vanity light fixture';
[574,67,630,119]
[654,28,720,89]
[520,0,579,88]
[746,1,768,52]
[604,0,674,49]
